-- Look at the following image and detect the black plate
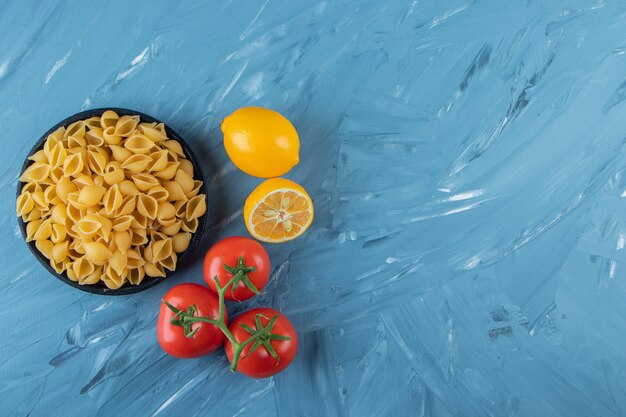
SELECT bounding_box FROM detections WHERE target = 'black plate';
[16,108,207,295]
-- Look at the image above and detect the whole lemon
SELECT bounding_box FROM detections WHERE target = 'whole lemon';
[221,107,300,178]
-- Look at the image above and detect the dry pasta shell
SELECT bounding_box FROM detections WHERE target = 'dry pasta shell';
[147,185,169,202]
[96,214,113,241]
[116,195,137,216]
[113,230,131,254]
[33,219,52,240]
[149,231,168,242]
[50,259,66,274]
[25,219,43,242]
[52,241,69,264]
[67,135,87,150]
[66,121,86,139]
[32,190,49,208]
[157,201,176,220]
[185,180,203,199]
[172,232,191,253]
[154,162,179,180]
[49,166,64,183]
[121,154,152,173]
[50,223,67,243]
[181,217,198,233]
[144,262,165,278]
[100,110,119,129]
[20,162,50,183]
[102,184,123,215]
[112,215,134,231]
[83,241,113,264]
[126,249,145,269]
[76,215,102,237]
[178,159,194,177]
[137,194,158,219]
[160,221,181,236]
[23,208,41,223]
[62,152,84,177]
[72,174,93,189]
[28,149,47,163]
[84,117,102,129]
[131,212,149,229]
[66,263,78,281]
[124,134,154,155]
[47,143,67,169]
[110,145,132,162]
[162,181,186,201]
[77,184,106,207]
[118,180,140,196]
[185,195,206,220]
[16,192,34,217]
[21,182,41,194]
[103,126,122,145]
[127,266,145,285]
[159,251,177,272]
[162,140,185,157]
[73,256,95,280]
[80,266,103,285]
[87,149,108,175]
[109,250,128,275]
[174,200,187,217]
[148,150,169,172]
[66,202,83,223]
[130,228,148,245]
[103,265,127,289]
[174,170,194,194]
[115,115,140,137]
[132,173,159,192]
[50,203,67,224]
[103,163,125,185]
[139,124,167,142]
[56,176,77,203]
[35,239,54,260]
[67,192,91,210]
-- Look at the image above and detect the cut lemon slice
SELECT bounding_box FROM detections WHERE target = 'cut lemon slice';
[244,178,314,243]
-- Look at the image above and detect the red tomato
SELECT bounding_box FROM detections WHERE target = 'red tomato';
[204,236,270,301]
[224,308,298,378]
[157,283,227,359]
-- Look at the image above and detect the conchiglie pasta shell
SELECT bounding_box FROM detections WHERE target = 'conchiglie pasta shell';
[110,145,132,162]
[52,241,69,263]
[103,126,122,145]
[109,250,128,275]
[127,267,145,285]
[20,162,50,183]
[124,134,154,154]
[102,265,126,289]
[65,121,86,138]
[174,200,187,217]
[132,173,159,192]
[76,215,102,237]
[159,251,177,272]
[66,263,78,281]
[95,214,113,241]
[23,208,42,223]
[174,170,194,194]
[50,203,67,224]
[185,195,206,220]
[56,177,77,203]
[33,219,52,240]
[160,221,181,236]
[139,124,167,142]
[181,217,198,233]
[100,110,119,129]
[67,135,86,150]
[178,159,194,177]
[161,140,185,157]
[86,128,105,147]
[116,195,136,216]
[115,115,140,137]
[72,174,93,189]
[126,249,145,269]
[50,259,66,274]
[16,192,35,216]
[147,185,169,202]
[162,181,186,201]
[50,223,67,243]
[130,228,148,245]
[47,143,67,169]
[26,219,43,242]
[121,154,152,173]
[35,239,54,260]
[103,162,125,185]
[80,266,102,285]
[77,185,106,207]
[172,232,191,253]
[73,256,95,280]
[118,180,140,196]
[82,241,113,264]
[62,152,84,177]
[84,117,102,129]
[137,194,158,219]
[151,238,173,263]
[131,212,149,229]
[49,167,64,183]
[28,149,47,163]
[144,262,165,278]
[102,184,123,215]
[114,230,131,254]
[87,150,108,175]
[148,150,169,172]
[154,162,179,180]
[112,215,134,231]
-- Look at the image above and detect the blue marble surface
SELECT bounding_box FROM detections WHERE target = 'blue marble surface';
[2,0,626,416]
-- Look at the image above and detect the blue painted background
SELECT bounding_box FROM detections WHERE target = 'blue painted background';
[2,0,626,416]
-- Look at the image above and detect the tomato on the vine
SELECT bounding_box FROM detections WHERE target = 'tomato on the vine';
[204,236,270,301]
[157,283,227,359]
[224,308,298,378]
